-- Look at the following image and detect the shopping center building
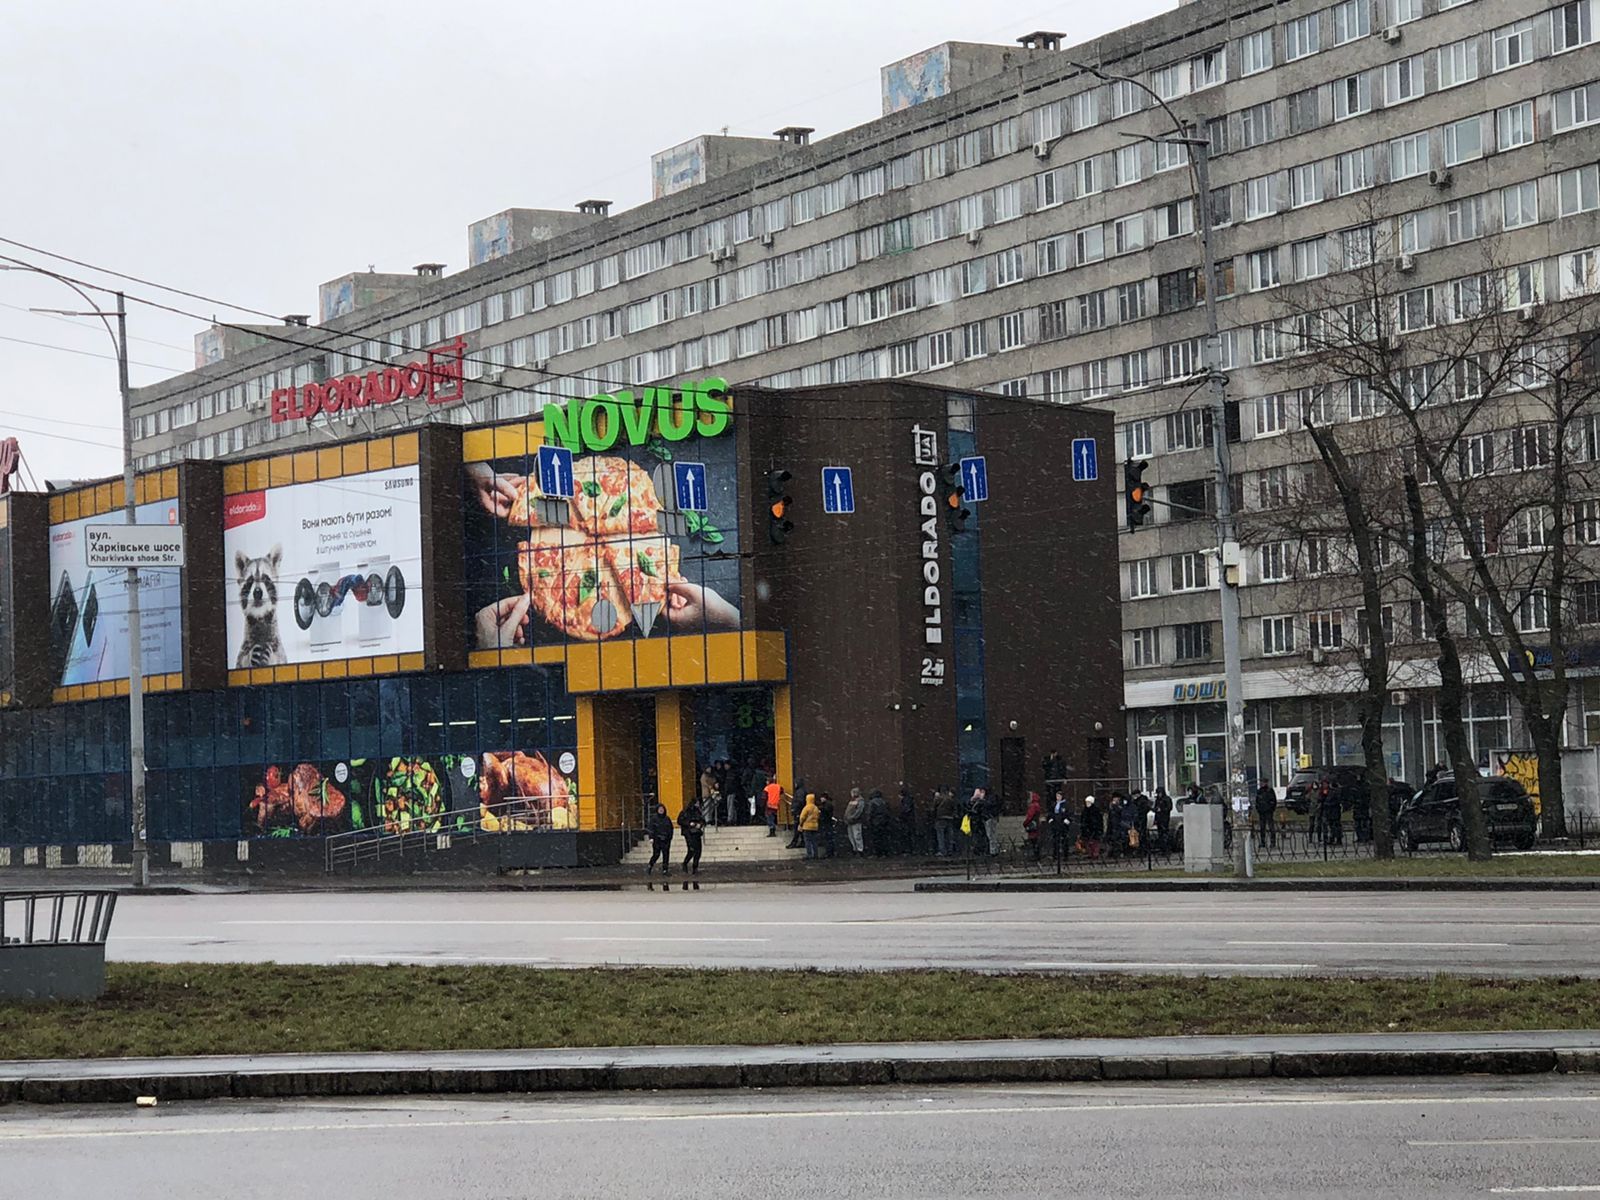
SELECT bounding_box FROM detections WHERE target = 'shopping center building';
[0,382,1118,869]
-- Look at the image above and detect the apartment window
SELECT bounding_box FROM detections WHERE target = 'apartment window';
[1554,81,1600,132]
[1174,622,1214,662]
[1493,20,1535,70]
[1163,338,1203,380]
[1256,392,1288,436]
[994,246,1025,287]
[1560,248,1600,297]
[1437,37,1480,89]
[1158,268,1199,313]
[1460,431,1494,477]
[1385,55,1424,105]
[1512,426,1554,471]
[1037,234,1069,276]
[1075,156,1102,196]
[1252,321,1286,363]
[1397,286,1436,332]
[1259,542,1291,582]
[1209,116,1232,156]
[1172,552,1209,591]
[1390,132,1430,180]
[1240,102,1275,148]
[1554,0,1596,53]
[1080,291,1110,333]
[997,311,1026,352]
[1152,63,1190,102]
[1242,28,1274,75]
[1503,180,1539,229]
[1286,88,1322,137]
[1286,13,1320,60]
[1075,225,1105,264]
[953,130,984,171]
[1080,360,1107,398]
[1114,144,1143,187]
[1037,167,1067,209]
[993,181,1022,223]
[853,164,886,200]
[1248,248,1281,291]
[1070,90,1101,130]
[1262,616,1297,655]
[1192,46,1227,90]
[1116,281,1147,322]
[1336,147,1376,194]
[1211,186,1234,227]
[1290,163,1323,208]
[1445,196,1487,244]
[1154,139,1189,173]
[1559,165,1600,216]
[1130,628,1160,667]
[1129,558,1158,598]
[1309,610,1344,650]
[1168,409,1210,452]
[1444,115,1485,165]
[1245,175,1276,220]
[1113,213,1146,254]
[1397,212,1425,254]
[1518,590,1551,634]
[1257,465,1290,508]
[1123,350,1150,389]
[925,330,955,370]
[991,116,1020,156]
[1497,101,1536,150]
[1333,73,1372,120]
[821,298,847,334]
[886,340,918,377]
[1332,0,1369,44]
[1155,198,1194,240]
[1385,0,1422,23]
[1577,499,1600,545]
[1294,237,1329,280]
[1110,79,1143,119]
[1126,418,1153,459]
[1306,535,1333,575]
[960,258,987,296]
[962,321,987,359]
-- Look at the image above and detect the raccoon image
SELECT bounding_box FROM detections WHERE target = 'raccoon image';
[234,547,286,668]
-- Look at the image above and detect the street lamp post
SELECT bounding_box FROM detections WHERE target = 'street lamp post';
[1071,64,1252,877]
[7,267,148,888]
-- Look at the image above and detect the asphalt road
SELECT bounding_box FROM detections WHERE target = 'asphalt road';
[105,885,1600,977]
[7,1078,1600,1199]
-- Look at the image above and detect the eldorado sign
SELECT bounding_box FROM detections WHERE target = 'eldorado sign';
[543,378,731,453]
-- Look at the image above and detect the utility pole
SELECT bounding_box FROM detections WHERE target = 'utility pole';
[10,268,148,887]
[1071,63,1251,877]
[115,292,149,890]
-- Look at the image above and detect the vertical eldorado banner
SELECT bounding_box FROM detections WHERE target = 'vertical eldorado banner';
[47,499,184,687]
[222,466,424,667]
[462,380,743,650]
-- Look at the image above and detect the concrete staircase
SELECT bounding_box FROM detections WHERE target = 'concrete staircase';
[621,824,806,868]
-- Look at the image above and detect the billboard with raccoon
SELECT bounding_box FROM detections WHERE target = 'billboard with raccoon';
[222,465,424,667]
[47,499,185,688]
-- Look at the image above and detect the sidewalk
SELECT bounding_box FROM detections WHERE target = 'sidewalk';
[3,1029,1597,1105]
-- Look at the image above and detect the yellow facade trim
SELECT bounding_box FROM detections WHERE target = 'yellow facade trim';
[394,433,419,466]
[368,439,394,471]
[342,441,369,477]
[462,418,548,463]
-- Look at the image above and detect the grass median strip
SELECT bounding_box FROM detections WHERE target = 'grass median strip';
[3,966,1599,1061]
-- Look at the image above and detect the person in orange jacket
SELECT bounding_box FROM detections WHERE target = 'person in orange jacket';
[763,775,785,837]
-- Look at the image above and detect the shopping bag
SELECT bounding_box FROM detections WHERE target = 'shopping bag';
[960,815,972,835]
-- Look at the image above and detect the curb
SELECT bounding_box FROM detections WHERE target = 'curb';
[915,877,1600,893]
[4,1046,1597,1106]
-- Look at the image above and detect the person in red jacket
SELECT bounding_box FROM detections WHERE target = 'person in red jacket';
[763,775,785,837]
[1022,791,1045,863]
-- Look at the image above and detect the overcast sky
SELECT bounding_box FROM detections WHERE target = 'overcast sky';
[0,0,1172,483]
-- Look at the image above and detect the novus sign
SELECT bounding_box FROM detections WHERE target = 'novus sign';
[542,378,732,453]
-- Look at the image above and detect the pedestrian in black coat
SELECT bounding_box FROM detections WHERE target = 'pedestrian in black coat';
[678,803,706,875]
[646,803,674,875]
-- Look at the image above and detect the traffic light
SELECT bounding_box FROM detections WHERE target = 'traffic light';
[940,463,970,534]
[1124,458,1152,529]
[767,469,794,544]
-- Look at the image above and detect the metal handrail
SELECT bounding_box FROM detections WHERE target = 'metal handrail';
[323,804,490,872]
[0,891,117,946]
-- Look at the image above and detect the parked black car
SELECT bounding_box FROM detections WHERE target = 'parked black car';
[1285,765,1412,817]
[1394,774,1537,852]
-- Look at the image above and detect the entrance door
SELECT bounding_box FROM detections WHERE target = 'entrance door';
[1273,728,1304,791]
[999,736,1026,813]
[1139,736,1169,795]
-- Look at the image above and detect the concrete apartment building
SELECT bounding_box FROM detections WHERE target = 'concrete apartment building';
[127,0,1600,797]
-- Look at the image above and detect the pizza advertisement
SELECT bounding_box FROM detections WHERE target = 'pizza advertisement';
[463,431,742,651]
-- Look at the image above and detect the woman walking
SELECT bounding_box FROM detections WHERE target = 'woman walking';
[1022,791,1044,863]
[678,800,706,876]
[798,793,822,859]
[645,802,674,876]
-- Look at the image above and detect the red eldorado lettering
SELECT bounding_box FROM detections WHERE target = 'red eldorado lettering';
[270,338,467,423]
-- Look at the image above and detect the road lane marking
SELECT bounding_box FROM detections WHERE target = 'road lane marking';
[1022,961,1319,971]
[333,955,550,964]
[560,937,770,944]
[1228,941,1511,949]
[1490,1188,1600,1194]
[1410,1138,1600,1147]
[4,1092,1596,1142]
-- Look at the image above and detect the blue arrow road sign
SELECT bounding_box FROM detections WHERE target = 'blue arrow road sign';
[821,466,855,514]
[537,445,574,498]
[1071,437,1098,482]
[959,455,989,503]
[673,461,709,512]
